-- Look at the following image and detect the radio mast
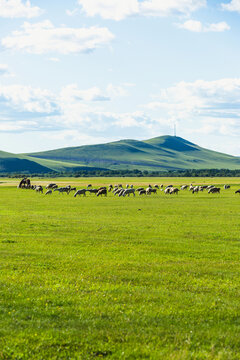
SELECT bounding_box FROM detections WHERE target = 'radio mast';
[174,123,177,137]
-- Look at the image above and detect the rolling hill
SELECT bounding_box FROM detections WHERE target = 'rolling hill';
[1,136,240,173]
[24,135,240,172]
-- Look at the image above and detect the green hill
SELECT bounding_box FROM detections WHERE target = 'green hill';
[0,151,53,174]
[25,135,240,171]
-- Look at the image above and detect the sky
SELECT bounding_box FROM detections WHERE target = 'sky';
[0,0,240,155]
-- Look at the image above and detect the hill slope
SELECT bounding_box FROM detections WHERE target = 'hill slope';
[0,151,53,174]
[25,136,240,171]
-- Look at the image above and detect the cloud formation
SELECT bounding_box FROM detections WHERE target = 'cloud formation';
[178,20,230,32]
[77,0,206,20]
[1,21,114,54]
[146,78,240,137]
[0,64,11,76]
[222,0,240,12]
[0,0,43,18]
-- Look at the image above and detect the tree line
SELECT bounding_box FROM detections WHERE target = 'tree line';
[1,168,240,178]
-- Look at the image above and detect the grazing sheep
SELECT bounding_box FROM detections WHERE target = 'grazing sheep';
[69,187,77,192]
[164,187,172,194]
[170,187,179,195]
[88,188,98,194]
[139,189,146,195]
[97,188,107,197]
[154,184,159,189]
[46,183,58,189]
[118,189,125,197]
[45,190,52,195]
[54,187,70,194]
[181,185,188,190]
[192,186,199,194]
[74,189,86,197]
[146,187,157,195]
[208,187,220,194]
[224,185,230,190]
[235,189,240,194]
[35,185,43,193]
[123,188,135,197]
[136,187,144,192]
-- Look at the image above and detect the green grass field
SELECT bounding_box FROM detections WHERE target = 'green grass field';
[0,178,240,359]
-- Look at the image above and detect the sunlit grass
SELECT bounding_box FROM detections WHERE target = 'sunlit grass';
[0,177,240,359]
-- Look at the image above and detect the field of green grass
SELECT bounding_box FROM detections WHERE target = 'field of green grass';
[1,177,240,359]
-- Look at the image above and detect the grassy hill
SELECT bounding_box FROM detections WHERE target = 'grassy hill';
[1,136,240,173]
[25,135,240,171]
[0,150,52,174]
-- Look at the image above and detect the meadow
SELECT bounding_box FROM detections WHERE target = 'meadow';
[0,177,240,359]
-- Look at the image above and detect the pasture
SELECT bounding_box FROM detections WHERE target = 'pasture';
[0,177,240,359]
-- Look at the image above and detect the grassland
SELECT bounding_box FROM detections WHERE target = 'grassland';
[0,177,240,359]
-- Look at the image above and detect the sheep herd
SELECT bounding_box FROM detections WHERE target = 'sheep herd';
[17,178,240,198]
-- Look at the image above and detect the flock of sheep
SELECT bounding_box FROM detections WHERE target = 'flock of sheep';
[17,178,240,197]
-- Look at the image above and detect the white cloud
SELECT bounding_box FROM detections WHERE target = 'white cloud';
[222,0,240,12]
[145,78,240,137]
[78,0,206,20]
[140,0,206,17]
[0,64,11,76]
[178,19,202,32]
[0,0,43,18]
[1,79,240,152]
[78,0,139,21]
[178,20,230,32]
[1,21,115,54]
[0,84,56,113]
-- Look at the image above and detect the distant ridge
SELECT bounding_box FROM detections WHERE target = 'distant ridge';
[25,135,240,172]
[0,136,239,173]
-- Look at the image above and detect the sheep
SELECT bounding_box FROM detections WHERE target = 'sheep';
[97,188,107,197]
[123,188,135,197]
[146,187,157,195]
[46,183,58,189]
[35,185,43,193]
[88,188,98,194]
[192,186,199,194]
[170,187,179,195]
[224,185,230,190]
[164,187,172,194]
[136,187,144,192]
[208,187,220,194]
[54,187,70,194]
[45,190,52,195]
[154,184,159,189]
[74,189,86,197]
[118,189,125,197]
[139,189,146,195]
[87,184,92,189]
[235,189,240,194]
[181,185,188,190]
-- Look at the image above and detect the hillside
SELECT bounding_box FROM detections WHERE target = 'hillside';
[0,151,53,174]
[25,136,240,171]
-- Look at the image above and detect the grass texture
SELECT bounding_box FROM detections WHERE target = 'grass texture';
[0,177,240,359]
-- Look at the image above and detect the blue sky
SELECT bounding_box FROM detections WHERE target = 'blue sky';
[0,0,240,155]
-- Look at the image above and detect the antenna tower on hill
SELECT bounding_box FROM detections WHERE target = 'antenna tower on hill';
[174,123,177,137]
